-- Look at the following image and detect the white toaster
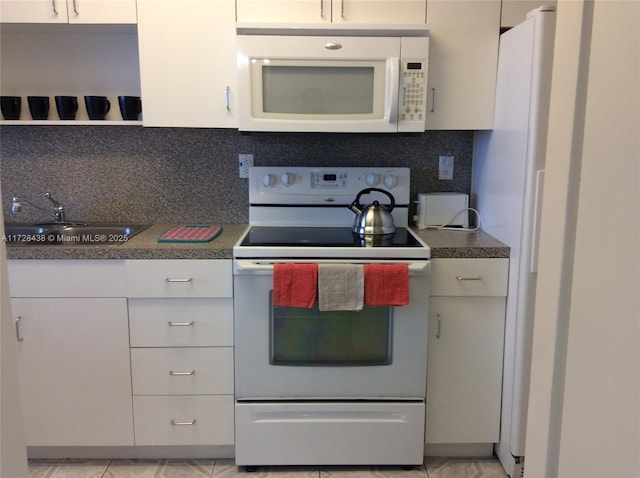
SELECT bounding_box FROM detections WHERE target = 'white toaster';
[414,193,469,229]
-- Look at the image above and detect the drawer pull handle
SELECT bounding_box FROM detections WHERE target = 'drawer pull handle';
[166,277,193,283]
[168,321,195,327]
[456,276,482,281]
[169,370,196,376]
[171,419,197,426]
[15,316,24,342]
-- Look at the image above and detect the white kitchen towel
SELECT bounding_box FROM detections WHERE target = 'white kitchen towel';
[318,264,364,311]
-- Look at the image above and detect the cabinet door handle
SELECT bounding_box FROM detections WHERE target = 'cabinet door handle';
[225,86,231,111]
[430,88,436,113]
[51,0,58,15]
[72,0,78,15]
[15,316,24,342]
[165,277,193,283]
[341,0,345,17]
[169,370,196,376]
[436,313,441,339]
[456,276,482,281]
[320,0,324,17]
[168,320,195,327]
[171,419,197,426]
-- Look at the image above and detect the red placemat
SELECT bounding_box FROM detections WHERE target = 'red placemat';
[158,225,222,243]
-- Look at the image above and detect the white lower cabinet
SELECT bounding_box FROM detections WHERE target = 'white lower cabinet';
[426,258,508,444]
[8,260,134,447]
[133,395,234,446]
[126,260,235,446]
[130,347,234,396]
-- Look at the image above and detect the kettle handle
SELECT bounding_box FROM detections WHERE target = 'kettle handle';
[351,188,395,212]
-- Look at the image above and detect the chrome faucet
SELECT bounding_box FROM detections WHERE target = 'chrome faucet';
[11,192,67,223]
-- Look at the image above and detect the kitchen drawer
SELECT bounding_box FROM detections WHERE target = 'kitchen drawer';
[430,258,508,297]
[8,260,125,298]
[131,347,234,396]
[128,298,233,347]
[133,395,234,446]
[125,260,232,298]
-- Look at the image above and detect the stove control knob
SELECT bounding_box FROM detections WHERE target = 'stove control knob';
[281,173,296,186]
[384,175,399,188]
[365,173,380,187]
[262,174,277,187]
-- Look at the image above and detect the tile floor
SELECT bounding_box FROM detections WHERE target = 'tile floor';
[28,457,508,478]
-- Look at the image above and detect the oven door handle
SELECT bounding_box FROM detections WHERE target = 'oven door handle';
[234,260,430,275]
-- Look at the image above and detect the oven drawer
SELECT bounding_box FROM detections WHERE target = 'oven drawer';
[131,347,234,396]
[125,260,232,298]
[133,395,234,446]
[235,401,425,465]
[128,298,233,347]
[430,258,508,297]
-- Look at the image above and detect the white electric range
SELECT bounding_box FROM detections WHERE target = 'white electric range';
[233,167,430,468]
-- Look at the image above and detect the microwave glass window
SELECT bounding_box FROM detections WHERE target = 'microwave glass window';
[262,66,375,115]
[270,301,392,366]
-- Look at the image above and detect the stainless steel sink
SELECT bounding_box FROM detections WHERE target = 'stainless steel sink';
[4,223,149,246]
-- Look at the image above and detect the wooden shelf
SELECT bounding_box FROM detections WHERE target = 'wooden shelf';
[0,120,142,126]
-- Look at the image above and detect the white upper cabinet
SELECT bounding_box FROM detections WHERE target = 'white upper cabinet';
[236,0,426,24]
[137,0,238,127]
[332,0,426,24]
[0,0,69,23]
[237,0,331,24]
[67,0,137,24]
[0,0,137,24]
[425,0,500,130]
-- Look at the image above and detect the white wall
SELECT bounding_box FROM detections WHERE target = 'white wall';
[525,1,640,477]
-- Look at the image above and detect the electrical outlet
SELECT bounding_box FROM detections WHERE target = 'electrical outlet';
[239,153,254,179]
[439,155,454,180]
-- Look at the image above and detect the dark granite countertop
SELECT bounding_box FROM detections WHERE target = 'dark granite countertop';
[5,224,509,260]
[413,228,510,259]
[4,223,248,260]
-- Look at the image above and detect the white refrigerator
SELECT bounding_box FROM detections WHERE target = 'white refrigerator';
[473,7,556,478]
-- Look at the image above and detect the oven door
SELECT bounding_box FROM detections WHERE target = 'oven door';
[233,259,429,400]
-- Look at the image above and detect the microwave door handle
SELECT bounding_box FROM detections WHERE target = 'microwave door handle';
[388,58,400,126]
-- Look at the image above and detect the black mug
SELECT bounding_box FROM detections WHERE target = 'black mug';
[85,95,111,120]
[118,95,142,121]
[27,96,49,120]
[1,96,21,120]
[55,96,78,120]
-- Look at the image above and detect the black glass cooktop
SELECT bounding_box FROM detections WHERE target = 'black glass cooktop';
[240,226,423,248]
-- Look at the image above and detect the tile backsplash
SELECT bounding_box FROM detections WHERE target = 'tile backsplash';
[0,126,472,224]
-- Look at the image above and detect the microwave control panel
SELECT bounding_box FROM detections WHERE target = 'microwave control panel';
[399,60,427,129]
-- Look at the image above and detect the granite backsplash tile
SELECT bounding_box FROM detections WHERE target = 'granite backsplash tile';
[0,126,473,224]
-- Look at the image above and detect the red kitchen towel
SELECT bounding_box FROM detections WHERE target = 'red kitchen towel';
[364,263,409,307]
[273,263,318,308]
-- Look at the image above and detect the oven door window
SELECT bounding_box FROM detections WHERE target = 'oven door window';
[270,295,393,366]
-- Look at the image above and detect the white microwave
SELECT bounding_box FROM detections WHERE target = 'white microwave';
[237,31,429,133]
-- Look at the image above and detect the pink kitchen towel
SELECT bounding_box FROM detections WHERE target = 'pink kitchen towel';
[273,263,318,308]
[364,263,409,307]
